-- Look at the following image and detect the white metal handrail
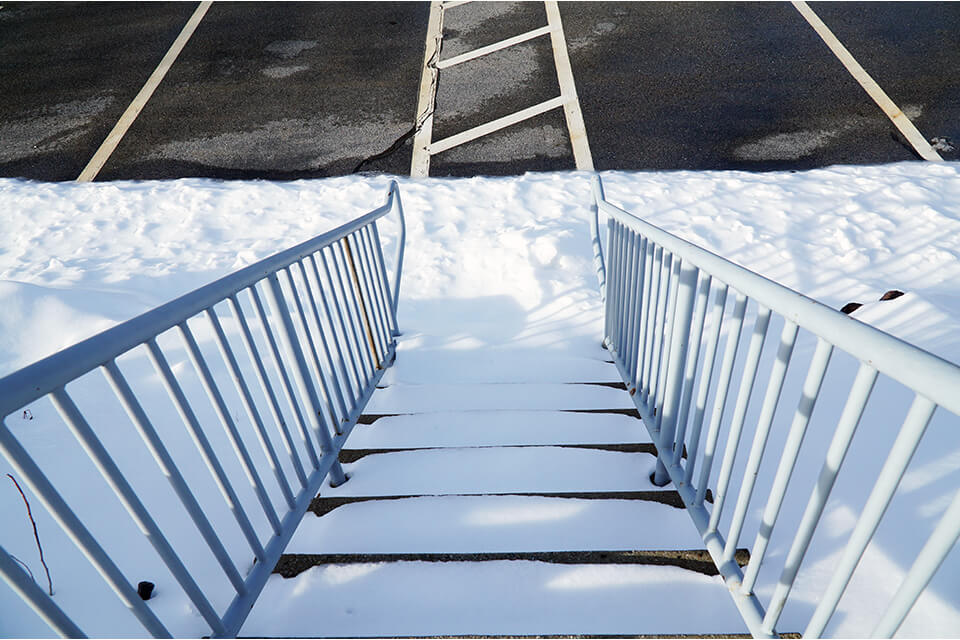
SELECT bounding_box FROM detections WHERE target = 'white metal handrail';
[0,182,406,638]
[592,175,960,638]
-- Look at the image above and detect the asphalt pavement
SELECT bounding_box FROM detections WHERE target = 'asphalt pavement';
[1,1,958,181]
[562,1,960,172]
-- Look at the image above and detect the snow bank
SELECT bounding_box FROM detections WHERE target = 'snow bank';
[3,163,959,375]
[1,162,960,637]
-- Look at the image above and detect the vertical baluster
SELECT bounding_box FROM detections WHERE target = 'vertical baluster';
[316,249,366,399]
[616,225,630,358]
[103,360,247,594]
[347,230,385,363]
[229,294,309,490]
[50,388,225,635]
[247,286,322,471]
[330,243,376,383]
[369,221,400,338]
[627,236,648,383]
[0,542,85,638]
[695,292,747,506]
[178,321,282,535]
[640,246,663,402]
[654,256,683,429]
[295,260,350,424]
[762,363,878,633]
[307,254,359,407]
[636,239,655,392]
[684,284,728,486]
[205,308,296,510]
[804,395,937,638]
[263,273,348,487]
[722,320,798,563]
[356,227,391,360]
[342,235,382,369]
[147,338,267,561]
[614,225,630,358]
[388,181,406,317]
[873,486,960,637]
[360,225,394,355]
[672,273,712,467]
[653,261,699,486]
[707,305,771,533]
[632,238,651,386]
[282,266,342,430]
[741,338,833,595]
[603,218,616,346]
[0,421,170,638]
[609,222,625,355]
[590,176,607,301]
[621,231,639,378]
[647,251,673,411]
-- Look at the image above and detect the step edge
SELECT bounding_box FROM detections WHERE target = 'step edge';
[273,549,751,579]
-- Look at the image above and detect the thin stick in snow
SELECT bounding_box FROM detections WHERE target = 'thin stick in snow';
[7,473,53,595]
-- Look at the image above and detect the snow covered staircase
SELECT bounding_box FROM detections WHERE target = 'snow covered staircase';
[241,351,749,637]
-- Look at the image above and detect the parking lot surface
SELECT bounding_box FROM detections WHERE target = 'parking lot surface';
[1,1,958,181]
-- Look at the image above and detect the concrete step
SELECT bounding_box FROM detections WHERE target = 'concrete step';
[326,445,661,497]
[240,558,749,637]
[381,351,620,385]
[274,549,750,579]
[240,355,745,638]
[346,409,647,449]
[338,442,658,463]
[364,382,634,413]
[287,493,701,554]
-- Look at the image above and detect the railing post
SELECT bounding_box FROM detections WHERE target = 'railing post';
[0,542,85,638]
[873,485,960,637]
[389,181,406,327]
[370,221,401,343]
[804,395,937,637]
[653,261,698,486]
[590,175,607,301]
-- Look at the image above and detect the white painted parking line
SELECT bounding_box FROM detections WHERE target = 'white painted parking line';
[410,1,444,178]
[545,0,593,171]
[792,0,942,162]
[436,25,552,70]
[76,1,213,182]
[430,96,567,155]
[410,1,593,176]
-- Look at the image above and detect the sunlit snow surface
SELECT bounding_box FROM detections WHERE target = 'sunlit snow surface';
[1,165,959,637]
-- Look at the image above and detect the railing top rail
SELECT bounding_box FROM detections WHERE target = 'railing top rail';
[594,176,960,417]
[0,181,401,417]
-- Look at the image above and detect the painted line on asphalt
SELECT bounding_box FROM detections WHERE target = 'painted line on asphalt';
[792,0,942,162]
[411,1,593,176]
[545,0,593,171]
[436,25,552,70]
[77,1,213,182]
[410,0,444,178]
[430,96,566,155]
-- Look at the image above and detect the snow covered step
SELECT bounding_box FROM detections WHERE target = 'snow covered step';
[327,446,660,497]
[240,560,748,637]
[274,550,748,579]
[346,410,648,449]
[382,350,620,385]
[286,494,701,554]
[364,382,633,413]
[338,442,657,463]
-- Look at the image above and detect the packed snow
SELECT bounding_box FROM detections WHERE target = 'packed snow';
[1,162,960,637]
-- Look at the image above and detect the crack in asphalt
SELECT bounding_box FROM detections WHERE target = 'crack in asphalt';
[354,3,445,175]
